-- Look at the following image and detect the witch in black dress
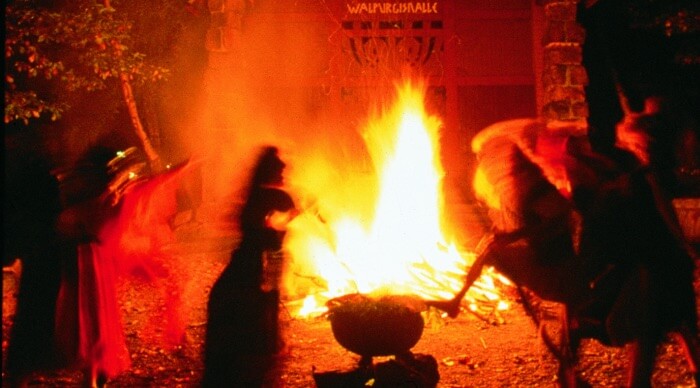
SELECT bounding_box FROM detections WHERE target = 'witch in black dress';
[203,146,298,387]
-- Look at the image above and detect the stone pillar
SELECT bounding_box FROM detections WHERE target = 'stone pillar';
[205,0,247,51]
[199,0,251,205]
[540,0,588,133]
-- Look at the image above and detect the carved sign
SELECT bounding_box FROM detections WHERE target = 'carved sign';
[346,2,439,14]
[341,1,444,72]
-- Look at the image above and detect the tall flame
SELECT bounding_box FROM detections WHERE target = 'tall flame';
[284,81,505,317]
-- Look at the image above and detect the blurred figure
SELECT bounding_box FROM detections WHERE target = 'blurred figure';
[4,134,64,388]
[53,146,131,388]
[616,95,699,197]
[203,146,298,387]
[430,115,699,386]
[6,140,193,387]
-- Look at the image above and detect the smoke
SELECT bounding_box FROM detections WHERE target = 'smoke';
[173,7,375,215]
[165,7,453,277]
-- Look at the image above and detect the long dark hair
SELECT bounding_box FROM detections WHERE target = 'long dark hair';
[249,146,285,188]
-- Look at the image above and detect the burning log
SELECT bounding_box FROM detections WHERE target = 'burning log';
[312,353,439,388]
[282,81,516,331]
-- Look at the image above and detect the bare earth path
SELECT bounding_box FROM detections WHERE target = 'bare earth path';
[3,217,698,387]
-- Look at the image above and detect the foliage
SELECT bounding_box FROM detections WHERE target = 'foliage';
[626,0,700,65]
[627,0,700,36]
[4,0,171,125]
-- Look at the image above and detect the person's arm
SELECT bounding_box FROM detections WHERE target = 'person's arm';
[425,233,496,318]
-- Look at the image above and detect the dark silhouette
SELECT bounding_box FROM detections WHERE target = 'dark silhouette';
[429,117,699,387]
[203,146,298,387]
[4,139,63,388]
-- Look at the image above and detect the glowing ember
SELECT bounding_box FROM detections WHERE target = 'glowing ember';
[284,80,509,318]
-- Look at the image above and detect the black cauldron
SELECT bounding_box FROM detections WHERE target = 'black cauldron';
[326,294,425,359]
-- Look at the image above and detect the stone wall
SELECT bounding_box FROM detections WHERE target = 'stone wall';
[540,0,588,129]
[538,0,700,241]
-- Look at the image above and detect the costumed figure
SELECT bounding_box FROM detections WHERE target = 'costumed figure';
[53,147,132,388]
[51,146,194,387]
[428,115,699,387]
[203,146,299,387]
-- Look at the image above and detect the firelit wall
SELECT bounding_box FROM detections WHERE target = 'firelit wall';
[203,0,540,207]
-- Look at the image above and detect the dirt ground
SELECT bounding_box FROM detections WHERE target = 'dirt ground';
[3,217,699,387]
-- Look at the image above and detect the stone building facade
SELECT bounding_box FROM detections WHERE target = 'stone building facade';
[196,0,699,242]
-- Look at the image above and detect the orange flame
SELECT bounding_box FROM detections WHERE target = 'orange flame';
[284,81,508,317]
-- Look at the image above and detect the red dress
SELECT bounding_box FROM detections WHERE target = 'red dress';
[54,199,131,379]
[54,161,191,379]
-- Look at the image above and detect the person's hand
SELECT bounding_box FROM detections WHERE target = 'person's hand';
[265,209,297,231]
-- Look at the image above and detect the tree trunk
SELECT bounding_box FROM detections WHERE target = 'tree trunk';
[119,73,162,172]
[105,0,162,172]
